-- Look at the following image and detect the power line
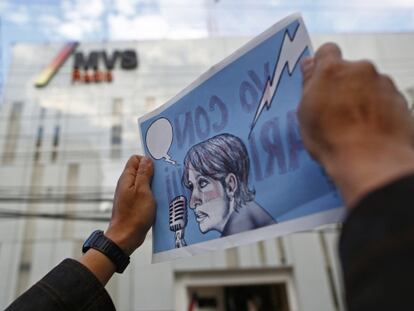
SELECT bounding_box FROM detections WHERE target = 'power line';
[0,210,110,221]
[0,132,141,140]
[0,146,142,157]
[0,185,114,190]
[0,196,113,204]
[0,236,87,244]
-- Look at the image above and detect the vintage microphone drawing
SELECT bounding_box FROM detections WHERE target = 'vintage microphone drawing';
[169,195,188,248]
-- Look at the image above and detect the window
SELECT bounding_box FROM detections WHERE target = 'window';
[51,125,60,162]
[111,98,123,158]
[111,125,122,145]
[2,101,23,164]
[34,108,46,162]
[35,126,43,148]
[34,126,43,162]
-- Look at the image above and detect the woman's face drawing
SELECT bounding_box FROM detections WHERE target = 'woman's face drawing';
[187,165,230,233]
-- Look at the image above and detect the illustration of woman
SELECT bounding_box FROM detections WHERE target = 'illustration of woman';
[182,133,276,237]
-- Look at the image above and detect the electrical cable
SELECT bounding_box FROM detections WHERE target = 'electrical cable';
[0,210,110,221]
[0,196,113,203]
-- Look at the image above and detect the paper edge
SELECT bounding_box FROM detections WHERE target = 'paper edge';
[152,207,345,263]
[135,12,319,263]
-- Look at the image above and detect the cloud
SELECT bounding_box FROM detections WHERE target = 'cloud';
[108,14,169,39]
[42,0,105,39]
[113,0,138,16]
[38,14,61,27]
[5,5,30,25]
[4,0,413,43]
[57,19,102,39]
[0,1,8,12]
[51,0,104,39]
[62,0,105,19]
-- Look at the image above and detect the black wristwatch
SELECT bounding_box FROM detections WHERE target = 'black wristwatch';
[82,230,130,273]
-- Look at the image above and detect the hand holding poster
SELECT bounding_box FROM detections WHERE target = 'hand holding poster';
[139,13,344,263]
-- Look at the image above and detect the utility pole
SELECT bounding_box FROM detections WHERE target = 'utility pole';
[0,17,3,103]
[205,0,219,37]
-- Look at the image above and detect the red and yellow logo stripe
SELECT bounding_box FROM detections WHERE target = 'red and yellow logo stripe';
[34,42,78,88]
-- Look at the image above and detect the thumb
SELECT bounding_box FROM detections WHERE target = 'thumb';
[135,156,154,186]
[314,42,342,66]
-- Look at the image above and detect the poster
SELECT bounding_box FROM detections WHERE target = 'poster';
[139,13,344,263]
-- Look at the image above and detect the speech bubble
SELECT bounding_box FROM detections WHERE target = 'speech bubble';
[145,117,176,165]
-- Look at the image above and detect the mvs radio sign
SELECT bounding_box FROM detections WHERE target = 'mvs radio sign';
[72,50,138,83]
[34,43,138,88]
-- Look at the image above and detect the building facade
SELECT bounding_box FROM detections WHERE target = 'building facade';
[0,34,413,311]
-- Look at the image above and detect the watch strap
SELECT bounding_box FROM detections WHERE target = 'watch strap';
[82,230,130,273]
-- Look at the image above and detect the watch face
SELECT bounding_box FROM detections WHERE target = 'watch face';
[82,230,103,253]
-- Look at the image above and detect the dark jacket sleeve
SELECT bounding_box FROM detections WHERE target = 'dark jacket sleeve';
[5,258,115,311]
[339,174,414,311]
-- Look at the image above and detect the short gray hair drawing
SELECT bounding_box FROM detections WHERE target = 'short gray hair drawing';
[182,133,255,210]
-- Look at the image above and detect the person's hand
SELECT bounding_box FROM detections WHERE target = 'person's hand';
[298,43,414,208]
[105,155,155,255]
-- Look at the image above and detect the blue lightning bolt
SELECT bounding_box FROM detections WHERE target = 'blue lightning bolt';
[248,22,310,138]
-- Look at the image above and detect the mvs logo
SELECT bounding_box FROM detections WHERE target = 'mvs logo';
[34,42,138,88]
[35,42,78,88]
[72,50,138,83]
[74,50,137,70]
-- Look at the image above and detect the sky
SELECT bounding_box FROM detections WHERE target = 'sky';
[0,0,413,92]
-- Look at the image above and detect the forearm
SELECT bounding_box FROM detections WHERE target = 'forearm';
[6,259,115,311]
[321,139,414,208]
[78,249,117,286]
[78,229,134,286]
[340,174,414,310]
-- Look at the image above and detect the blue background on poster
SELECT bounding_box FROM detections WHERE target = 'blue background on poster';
[140,19,342,254]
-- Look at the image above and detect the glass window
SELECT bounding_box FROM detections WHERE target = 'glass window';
[2,101,23,164]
